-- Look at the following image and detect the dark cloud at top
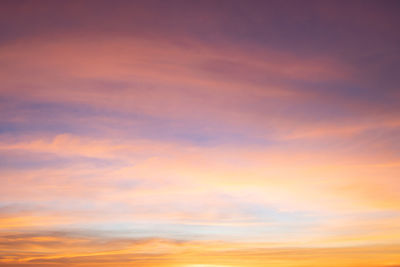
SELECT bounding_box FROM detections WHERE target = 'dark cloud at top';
[1,0,399,96]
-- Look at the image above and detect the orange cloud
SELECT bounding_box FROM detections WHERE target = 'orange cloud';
[1,232,399,267]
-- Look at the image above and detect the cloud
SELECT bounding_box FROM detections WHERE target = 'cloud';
[1,231,400,267]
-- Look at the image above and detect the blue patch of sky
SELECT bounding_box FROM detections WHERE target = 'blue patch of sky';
[54,218,320,242]
[0,150,125,170]
[0,96,274,147]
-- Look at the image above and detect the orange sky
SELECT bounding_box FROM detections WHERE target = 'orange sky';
[1,0,400,266]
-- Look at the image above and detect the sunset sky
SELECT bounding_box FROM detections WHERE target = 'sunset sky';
[1,0,400,266]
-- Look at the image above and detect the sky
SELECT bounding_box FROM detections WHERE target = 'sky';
[1,0,400,266]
